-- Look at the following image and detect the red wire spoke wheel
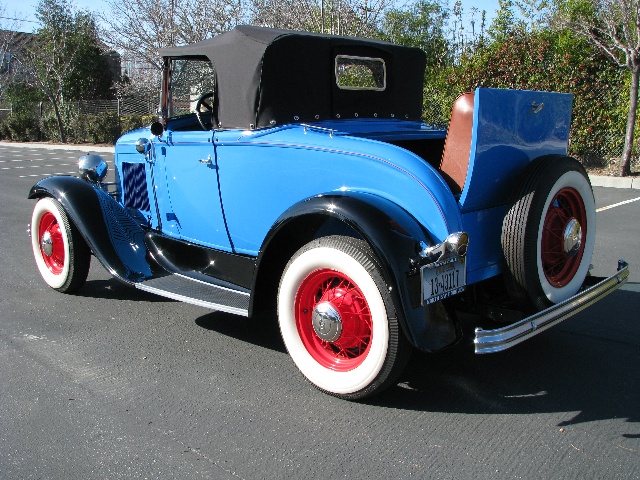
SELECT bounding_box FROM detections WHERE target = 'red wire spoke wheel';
[37,211,66,275]
[278,236,410,399]
[502,155,595,311]
[295,269,373,371]
[31,197,91,293]
[540,187,587,288]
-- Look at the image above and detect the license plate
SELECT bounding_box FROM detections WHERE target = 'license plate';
[421,258,466,305]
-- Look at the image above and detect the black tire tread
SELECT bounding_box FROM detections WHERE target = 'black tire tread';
[502,155,591,311]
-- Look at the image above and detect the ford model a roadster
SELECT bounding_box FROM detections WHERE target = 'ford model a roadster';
[28,26,628,399]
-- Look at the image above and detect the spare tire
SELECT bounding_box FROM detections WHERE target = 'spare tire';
[502,155,595,311]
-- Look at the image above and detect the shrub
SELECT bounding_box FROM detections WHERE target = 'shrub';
[40,111,65,143]
[448,29,627,163]
[0,102,158,144]
[84,112,121,144]
[120,114,157,135]
[3,114,41,142]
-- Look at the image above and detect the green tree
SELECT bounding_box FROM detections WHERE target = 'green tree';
[488,0,526,40]
[556,0,639,175]
[452,28,626,161]
[379,0,456,124]
[17,0,112,142]
[380,0,451,67]
[515,0,551,31]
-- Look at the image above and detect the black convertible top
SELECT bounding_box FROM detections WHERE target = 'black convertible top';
[159,25,427,129]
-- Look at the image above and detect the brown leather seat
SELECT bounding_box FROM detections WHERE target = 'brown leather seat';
[439,92,474,195]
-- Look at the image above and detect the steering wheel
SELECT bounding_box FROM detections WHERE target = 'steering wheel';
[195,91,215,130]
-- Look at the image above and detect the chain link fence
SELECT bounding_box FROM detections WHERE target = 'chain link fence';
[582,85,626,160]
[0,97,158,118]
[0,87,632,163]
[0,96,159,144]
[76,97,159,116]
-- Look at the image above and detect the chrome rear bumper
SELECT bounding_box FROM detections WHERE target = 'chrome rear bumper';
[474,260,629,354]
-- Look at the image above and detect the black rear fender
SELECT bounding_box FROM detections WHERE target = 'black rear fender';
[256,192,460,352]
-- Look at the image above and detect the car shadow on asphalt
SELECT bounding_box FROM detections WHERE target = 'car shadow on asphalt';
[368,285,639,433]
[198,285,639,434]
[195,310,287,354]
[80,275,638,434]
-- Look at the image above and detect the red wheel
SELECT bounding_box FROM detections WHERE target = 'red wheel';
[278,236,410,399]
[502,156,595,311]
[540,187,587,287]
[295,269,372,372]
[31,197,91,293]
[37,211,66,275]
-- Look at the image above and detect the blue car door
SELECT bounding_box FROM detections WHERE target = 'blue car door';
[152,129,232,251]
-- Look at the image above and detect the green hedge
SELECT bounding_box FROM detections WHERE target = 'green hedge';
[0,111,157,144]
[0,114,41,142]
[435,29,629,163]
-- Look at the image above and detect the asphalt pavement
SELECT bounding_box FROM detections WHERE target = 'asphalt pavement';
[1,143,638,479]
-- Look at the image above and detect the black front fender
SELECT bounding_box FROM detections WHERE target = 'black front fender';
[259,192,460,352]
[29,176,154,283]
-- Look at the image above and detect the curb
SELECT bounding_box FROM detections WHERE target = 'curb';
[589,175,640,190]
[1,141,638,189]
[0,141,113,153]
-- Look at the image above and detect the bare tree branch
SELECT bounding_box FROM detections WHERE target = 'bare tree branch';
[101,0,247,72]
[0,4,26,90]
[249,0,394,37]
[558,0,639,175]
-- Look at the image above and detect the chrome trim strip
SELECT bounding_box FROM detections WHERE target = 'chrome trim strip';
[300,123,336,137]
[474,260,629,354]
[135,284,250,317]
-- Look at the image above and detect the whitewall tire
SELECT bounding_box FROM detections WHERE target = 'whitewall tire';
[278,236,410,399]
[502,156,595,311]
[31,197,90,293]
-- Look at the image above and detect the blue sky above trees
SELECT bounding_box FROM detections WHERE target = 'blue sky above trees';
[3,0,501,33]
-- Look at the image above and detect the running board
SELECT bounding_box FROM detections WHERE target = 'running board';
[136,273,250,316]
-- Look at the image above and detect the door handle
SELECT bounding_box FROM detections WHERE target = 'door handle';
[198,155,213,165]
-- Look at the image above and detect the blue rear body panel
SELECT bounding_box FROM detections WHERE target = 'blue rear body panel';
[459,88,573,213]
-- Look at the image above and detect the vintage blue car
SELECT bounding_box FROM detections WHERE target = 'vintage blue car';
[28,26,628,399]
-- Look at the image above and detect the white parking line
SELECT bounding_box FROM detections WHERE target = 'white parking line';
[1,156,64,162]
[19,172,76,178]
[596,197,640,212]
[2,163,75,170]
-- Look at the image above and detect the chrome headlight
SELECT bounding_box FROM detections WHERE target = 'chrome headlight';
[78,154,108,183]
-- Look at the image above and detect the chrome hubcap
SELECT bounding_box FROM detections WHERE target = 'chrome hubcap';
[312,302,342,342]
[41,231,54,257]
[563,218,582,257]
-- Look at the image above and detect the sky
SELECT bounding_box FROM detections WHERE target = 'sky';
[3,0,104,32]
[2,0,502,34]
